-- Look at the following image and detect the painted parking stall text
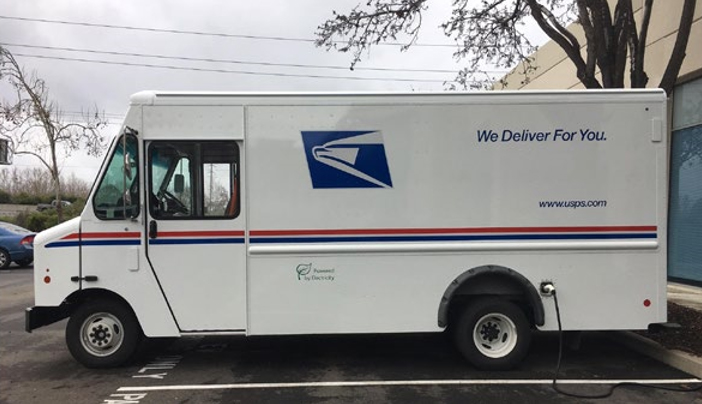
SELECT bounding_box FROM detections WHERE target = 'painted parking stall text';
[101,355,183,404]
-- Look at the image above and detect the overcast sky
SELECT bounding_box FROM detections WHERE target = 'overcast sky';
[0,0,515,183]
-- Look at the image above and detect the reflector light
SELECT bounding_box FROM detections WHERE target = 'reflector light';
[43,276,51,284]
[643,299,651,307]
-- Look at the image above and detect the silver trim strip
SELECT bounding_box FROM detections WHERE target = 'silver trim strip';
[249,241,659,255]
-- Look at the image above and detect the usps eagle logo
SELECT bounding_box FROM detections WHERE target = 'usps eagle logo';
[301,131,393,189]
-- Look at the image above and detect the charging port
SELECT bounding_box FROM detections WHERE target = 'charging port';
[540,282,555,296]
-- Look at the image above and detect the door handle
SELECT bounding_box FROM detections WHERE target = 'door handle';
[71,276,98,282]
[149,220,158,239]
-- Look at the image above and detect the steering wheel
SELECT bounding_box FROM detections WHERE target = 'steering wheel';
[158,190,189,215]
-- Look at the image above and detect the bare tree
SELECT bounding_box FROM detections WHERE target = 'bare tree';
[62,172,92,200]
[0,166,92,201]
[0,46,106,220]
[315,0,696,94]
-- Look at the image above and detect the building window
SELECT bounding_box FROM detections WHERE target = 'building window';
[669,76,702,283]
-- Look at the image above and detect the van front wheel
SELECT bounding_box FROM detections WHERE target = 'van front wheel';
[66,299,142,368]
[453,298,531,370]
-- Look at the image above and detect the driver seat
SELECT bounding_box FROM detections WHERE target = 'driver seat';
[224,177,238,217]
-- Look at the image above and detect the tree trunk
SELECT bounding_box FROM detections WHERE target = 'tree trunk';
[54,172,63,223]
[659,0,697,95]
[50,144,63,223]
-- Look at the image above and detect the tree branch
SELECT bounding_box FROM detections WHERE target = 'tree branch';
[659,0,696,95]
[315,0,428,67]
[576,0,597,79]
[630,0,653,87]
[527,0,601,88]
[588,0,615,87]
[12,149,52,172]
[612,0,632,88]
[315,0,693,92]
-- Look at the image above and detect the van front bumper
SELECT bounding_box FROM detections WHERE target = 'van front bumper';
[25,306,70,332]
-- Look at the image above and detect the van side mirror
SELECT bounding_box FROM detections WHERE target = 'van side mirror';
[124,151,133,180]
[174,174,184,194]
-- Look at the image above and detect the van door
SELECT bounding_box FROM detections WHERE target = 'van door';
[79,133,141,292]
[145,140,246,332]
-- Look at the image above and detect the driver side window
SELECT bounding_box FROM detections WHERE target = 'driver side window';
[148,141,240,220]
[149,143,194,219]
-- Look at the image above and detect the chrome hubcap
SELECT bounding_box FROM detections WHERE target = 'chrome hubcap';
[80,312,124,357]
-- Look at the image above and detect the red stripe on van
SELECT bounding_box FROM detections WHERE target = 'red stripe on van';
[62,232,141,240]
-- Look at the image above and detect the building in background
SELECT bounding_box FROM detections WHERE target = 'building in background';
[498,0,702,284]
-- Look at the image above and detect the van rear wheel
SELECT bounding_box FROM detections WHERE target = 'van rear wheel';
[453,298,531,370]
[66,299,142,368]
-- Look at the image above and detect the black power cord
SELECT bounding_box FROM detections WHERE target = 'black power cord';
[550,289,702,399]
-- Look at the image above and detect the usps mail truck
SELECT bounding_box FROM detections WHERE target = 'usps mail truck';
[26,90,667,369]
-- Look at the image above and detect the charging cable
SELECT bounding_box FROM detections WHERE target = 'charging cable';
[545,284,702,399]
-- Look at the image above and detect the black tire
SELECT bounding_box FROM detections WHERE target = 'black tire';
[0,249,10,269]
[66,299,143,368]
[15,258,33,268]
[453,298,531,370]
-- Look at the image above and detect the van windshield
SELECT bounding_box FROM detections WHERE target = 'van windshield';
[93,135,139,220]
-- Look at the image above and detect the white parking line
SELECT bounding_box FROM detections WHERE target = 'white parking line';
[118,378,702,392]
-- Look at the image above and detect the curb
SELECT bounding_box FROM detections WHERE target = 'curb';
[613,331,702,379]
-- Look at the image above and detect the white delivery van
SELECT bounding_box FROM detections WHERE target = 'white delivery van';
[26,90,668,370]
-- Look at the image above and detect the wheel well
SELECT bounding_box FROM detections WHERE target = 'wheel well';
[64,288,134,316]
[438,265,545,328]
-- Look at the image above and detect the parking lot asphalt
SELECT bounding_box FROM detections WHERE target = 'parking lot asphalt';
[2,269,702,404]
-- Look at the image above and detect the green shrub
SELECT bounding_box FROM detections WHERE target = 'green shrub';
[25,211,59,232]
[12,193,52,205]
[3,199,85,232]
[11,211,30,229]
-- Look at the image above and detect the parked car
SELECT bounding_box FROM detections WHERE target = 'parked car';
[0,221,35,269]
[36,199,72,212]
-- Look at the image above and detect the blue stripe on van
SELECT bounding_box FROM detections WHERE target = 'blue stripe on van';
[46,240,141,248]
[249,233,657,244]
